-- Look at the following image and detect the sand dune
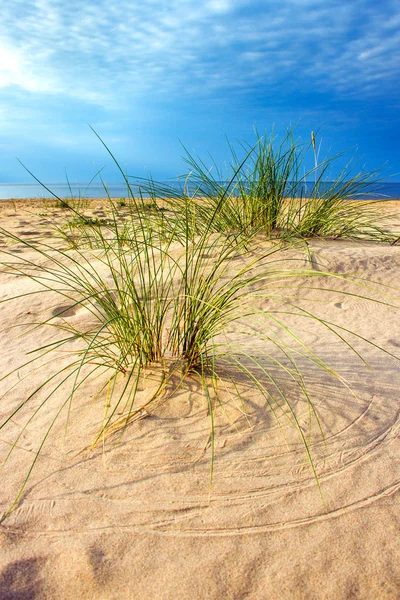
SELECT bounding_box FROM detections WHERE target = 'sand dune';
[0,199,399,599]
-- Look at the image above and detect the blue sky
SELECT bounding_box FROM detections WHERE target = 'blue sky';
[1,0,399,184]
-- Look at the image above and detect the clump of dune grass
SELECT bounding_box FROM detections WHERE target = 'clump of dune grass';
[133,127,395,243]
[282,132,394,241]
[0,134,397,520]
[0,200,319,517]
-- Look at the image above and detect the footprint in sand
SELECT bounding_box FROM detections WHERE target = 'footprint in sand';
[52,305,80,318]
[388,338,400,348]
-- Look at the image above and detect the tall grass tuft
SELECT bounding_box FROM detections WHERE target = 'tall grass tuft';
[132,127,395,243]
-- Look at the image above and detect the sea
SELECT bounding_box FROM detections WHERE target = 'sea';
[0,181,400,200]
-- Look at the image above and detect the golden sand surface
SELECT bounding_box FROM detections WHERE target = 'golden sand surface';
[0,199,399,599]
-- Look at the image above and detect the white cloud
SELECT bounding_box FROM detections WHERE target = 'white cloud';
[0,42,53,92]
[205,0,232,13]
[0,0,398,109]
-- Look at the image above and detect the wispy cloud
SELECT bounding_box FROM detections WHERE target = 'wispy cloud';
[0,0,399,108]
[0,0,399,182]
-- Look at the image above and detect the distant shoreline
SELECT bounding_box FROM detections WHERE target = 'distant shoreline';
[1,180,400,200]
[1,196,400,205]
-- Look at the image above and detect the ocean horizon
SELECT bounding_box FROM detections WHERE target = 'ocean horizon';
[1,181,400,200]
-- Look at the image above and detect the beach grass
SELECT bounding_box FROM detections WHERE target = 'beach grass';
[133,128,395,244]
[0,130,398,519]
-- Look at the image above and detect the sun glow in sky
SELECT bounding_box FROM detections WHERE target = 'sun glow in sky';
[1,0,399,183]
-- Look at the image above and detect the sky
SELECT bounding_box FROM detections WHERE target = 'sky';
[0,0,399,185]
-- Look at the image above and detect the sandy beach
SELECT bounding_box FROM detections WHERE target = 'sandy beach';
[0,198,399,599]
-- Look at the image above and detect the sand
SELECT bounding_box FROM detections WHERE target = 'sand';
[0,199,399,599]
